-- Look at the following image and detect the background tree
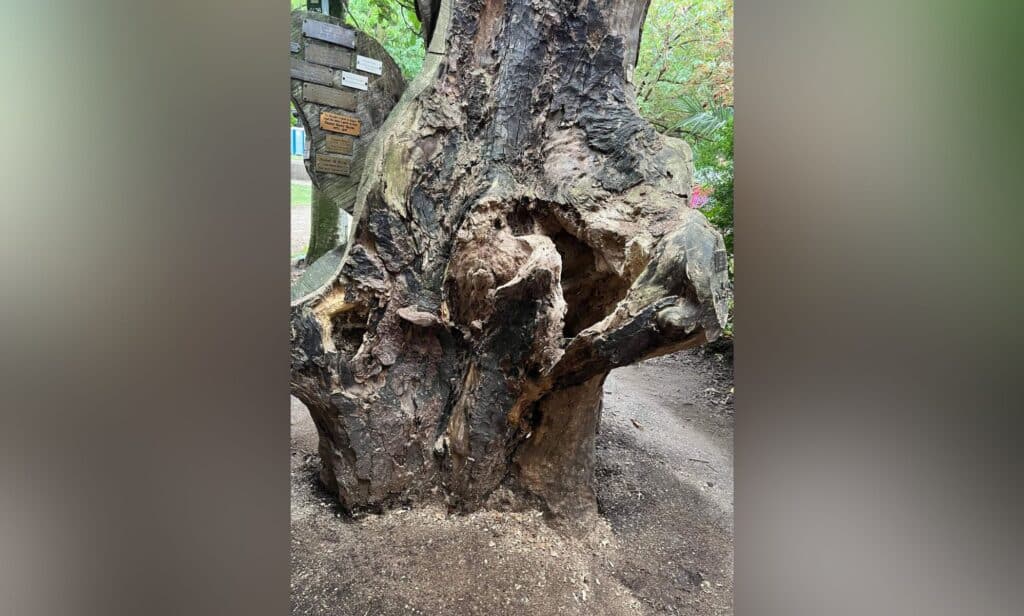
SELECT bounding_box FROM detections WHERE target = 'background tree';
[300,0,350,265]
[635,0,733,140]
[290,0,731,528]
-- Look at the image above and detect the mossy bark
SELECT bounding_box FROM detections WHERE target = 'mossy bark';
[290,0,730,529]
[304,186,340,265]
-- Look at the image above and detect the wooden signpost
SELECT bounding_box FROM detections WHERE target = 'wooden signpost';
[290,9,401,190]
[289,7,405,296]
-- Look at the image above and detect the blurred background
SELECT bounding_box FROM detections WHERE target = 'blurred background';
[1,1,1021,615]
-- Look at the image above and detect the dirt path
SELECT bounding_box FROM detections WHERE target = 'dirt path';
[290,348,733,615]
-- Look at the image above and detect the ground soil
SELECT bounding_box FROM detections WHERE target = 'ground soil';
[290,347,734,615]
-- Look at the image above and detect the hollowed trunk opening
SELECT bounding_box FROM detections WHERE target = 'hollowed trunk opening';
[551,230,630,338]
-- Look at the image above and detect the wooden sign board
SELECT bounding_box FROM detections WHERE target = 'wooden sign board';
[340,71,368,91]
[305,41,353,69]
[314,153,351,176]
[325,134,354,154]
[303,83,356,110]
[290,58,333,86]
[355,55,383,75]
[302,19,356,48]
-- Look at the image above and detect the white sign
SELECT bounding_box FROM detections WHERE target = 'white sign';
[355,55,383,75]
[340,71,368,91]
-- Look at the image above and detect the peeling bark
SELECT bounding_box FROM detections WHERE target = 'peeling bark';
[290,0,730,528]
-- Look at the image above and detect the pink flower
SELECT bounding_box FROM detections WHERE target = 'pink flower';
[690,185,712,208]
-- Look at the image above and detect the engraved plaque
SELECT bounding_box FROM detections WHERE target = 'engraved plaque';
[325,134,354,154]
[340,71,368,91]
[355,55,383,75]
[290,41,300,53]
[303,83,356,110]
[290,58,333,86]
[315,153,351,176]
[320,111,361,136]
[302,19,356,48]
[713,250,729,272]
[305,41,353,69]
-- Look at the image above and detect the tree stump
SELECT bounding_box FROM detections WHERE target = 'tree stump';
[290,0,730,527]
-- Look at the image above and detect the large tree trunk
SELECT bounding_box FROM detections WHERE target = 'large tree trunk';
[290,0,730,528]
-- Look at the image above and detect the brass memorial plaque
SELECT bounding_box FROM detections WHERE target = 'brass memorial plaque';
[305,41,353,69]
[302,19,356,48]
[290,58,333,86]
[325,134,354,154]
[320,111,361,136]
[315,153,351,176]
[303,83,356,110]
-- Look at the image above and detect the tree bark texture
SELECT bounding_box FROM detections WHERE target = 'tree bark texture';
[290,0,731,527]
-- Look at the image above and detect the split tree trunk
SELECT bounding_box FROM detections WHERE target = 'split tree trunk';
[290,0,730,527]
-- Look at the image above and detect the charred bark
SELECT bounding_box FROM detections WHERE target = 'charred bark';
[290,0,730,528]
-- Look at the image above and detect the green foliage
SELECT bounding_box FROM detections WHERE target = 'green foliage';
[669,95,733,140]
[692,117,733,255]
[636,0,733,141]
[346,0,424,78]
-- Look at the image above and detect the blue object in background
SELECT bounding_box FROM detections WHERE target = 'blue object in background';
[290,127,306,157]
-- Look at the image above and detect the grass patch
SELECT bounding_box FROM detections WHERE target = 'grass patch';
[291,182,312,207]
